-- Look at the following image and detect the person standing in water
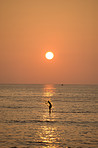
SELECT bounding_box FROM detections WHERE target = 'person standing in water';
[48,101,52,113]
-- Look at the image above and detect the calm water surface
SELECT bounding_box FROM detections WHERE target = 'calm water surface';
[0,84,98,148]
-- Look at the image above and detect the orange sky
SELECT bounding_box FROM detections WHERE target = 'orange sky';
[0,0,98,84]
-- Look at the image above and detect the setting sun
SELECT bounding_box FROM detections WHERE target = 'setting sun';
[45,52,54,60]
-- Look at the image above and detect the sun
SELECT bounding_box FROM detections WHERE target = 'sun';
[45,51,54,60]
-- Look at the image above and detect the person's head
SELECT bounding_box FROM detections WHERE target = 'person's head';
[48,101,50,103]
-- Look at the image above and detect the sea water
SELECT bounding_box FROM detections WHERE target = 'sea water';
[0,84,98,148]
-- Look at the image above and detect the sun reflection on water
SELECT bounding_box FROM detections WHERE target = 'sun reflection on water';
[40,125,60,148]
[41,126,56,143]
[43,84,56,98]
[42,84,56,113]
[42,84,56,118]
[40,84,60,147]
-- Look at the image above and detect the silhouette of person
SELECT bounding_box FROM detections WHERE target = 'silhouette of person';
[48,101,52,113]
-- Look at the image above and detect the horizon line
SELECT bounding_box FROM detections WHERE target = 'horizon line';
[0,83,98,85]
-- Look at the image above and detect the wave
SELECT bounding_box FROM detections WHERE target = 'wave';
[53,110,98,113]
[4,119,98,126]
[0,106,97,114]
[0,106,36,109]
[5,119,58,124]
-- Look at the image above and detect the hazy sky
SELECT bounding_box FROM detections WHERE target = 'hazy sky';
[0,0,98,84]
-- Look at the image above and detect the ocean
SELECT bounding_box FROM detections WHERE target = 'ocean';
[0,84,98,148]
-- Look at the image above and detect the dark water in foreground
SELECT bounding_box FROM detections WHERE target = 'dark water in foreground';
[0,84,98,148]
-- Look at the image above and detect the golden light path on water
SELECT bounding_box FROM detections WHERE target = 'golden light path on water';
[40,84,60,147]
[40,125,58,147]
[43,84,55,97]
